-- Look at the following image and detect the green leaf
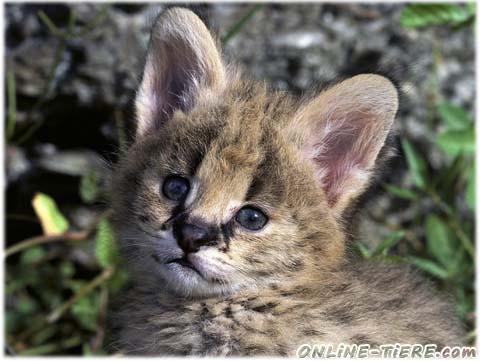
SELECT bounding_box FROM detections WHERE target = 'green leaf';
[20,246,47,265]
[18,296,37,314]
[400,4,473,28]
[425,215,456,268]
[372,231,405,257]
[354,241,371,259]
[407,256,450,279]
[60,261,75,278]
[31,325,57,346]
[71,293,99,332]
[436,128,475,156]
[437,102,472,130]
[108,268,129,293]
[448,247,468,279]
[401,139,428,189]
[383,184,418,200]
[31,192,69,235]
[82,343,93,356]
[466,164,475,210]
[95,218,118,268]
[80,169,100,204]
[455,286,474,320]
[435,154,467,194]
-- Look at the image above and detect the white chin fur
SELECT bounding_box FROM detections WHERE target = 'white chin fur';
[158,263,237,298]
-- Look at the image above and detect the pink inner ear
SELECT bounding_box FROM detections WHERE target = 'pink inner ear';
[307,111,379,205]
[143,45,199,126]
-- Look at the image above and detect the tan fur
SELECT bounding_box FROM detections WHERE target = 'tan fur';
[109,263,462,355]
[108,8,465,356]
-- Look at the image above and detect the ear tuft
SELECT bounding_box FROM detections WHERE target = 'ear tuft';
[293,74,398,215]
[135,8,225,137]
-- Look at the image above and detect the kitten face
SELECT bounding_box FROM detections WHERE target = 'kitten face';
[111,8,398,298]
[113,90,343,297]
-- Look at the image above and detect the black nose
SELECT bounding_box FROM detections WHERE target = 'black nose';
[175,223,210,253]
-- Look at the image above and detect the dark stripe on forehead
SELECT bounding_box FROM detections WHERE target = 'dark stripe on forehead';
[190,123,226,175]
[167,114,226,176]
[245,159,268,201]
[245,131,285,204]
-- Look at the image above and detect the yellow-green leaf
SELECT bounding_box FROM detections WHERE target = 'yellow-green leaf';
[95,219,118,268]
[31,192,69,235]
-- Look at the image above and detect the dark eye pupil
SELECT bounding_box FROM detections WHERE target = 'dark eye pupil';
[162,176,190,201]
[236,207,268,231]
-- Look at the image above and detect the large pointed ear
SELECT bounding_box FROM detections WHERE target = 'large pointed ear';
[292,74,398,216]
[135,8,226,137]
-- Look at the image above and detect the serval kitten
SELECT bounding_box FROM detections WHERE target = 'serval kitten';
[108,7,465,356]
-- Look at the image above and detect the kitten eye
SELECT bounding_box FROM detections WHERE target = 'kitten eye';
[235,206,268,231]
[162,175,190,201]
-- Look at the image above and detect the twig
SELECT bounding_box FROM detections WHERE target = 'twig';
[91,286,109,352]
[47,267,114,323]
[37,10,63,37]
[5,209,112,257]
[67,7,76,34]
[14,9,74,145]
[5,231,89,258]
[14,6,112,145]
[15,39,67,145]
[15,315,48,343]
[76,4,110,38]
[18,335,83,356]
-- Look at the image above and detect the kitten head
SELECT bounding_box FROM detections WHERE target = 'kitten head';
[112,8,398,297]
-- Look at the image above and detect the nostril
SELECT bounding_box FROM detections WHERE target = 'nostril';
[182,224,208,243]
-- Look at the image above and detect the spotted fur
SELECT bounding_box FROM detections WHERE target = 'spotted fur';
[108,8,465,355]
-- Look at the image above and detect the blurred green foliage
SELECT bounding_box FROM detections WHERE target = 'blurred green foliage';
[359,98,475,333]
[400,3,475,28]
[355,3,475,342]
[5,3,476,355]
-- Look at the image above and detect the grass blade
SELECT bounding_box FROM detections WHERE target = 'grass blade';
[222,4,263,44]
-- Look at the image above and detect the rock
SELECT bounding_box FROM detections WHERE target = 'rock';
[36,147,105,177]
[6,145,31,184]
